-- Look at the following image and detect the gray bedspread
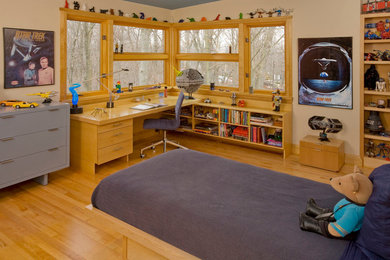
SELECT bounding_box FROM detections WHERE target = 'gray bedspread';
[92,149,348,260]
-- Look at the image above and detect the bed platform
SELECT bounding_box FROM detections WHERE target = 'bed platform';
[91,149,348,260]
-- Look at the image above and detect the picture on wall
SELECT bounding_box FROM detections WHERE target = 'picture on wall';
[3,27,54,89]
[298,37,352,109]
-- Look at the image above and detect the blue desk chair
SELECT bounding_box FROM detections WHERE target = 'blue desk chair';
[140,91,188,158]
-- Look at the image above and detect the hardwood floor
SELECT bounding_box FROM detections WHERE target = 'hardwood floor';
[0,133,371,259]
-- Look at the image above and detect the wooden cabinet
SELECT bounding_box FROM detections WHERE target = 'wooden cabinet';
[300,135,344,172]
[0,103,69,188]
[70,118,133,175]
[361,13,390,168]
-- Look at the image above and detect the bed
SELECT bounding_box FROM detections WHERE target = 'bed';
[91,149,359,259]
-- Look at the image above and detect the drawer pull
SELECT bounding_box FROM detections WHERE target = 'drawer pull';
[48,128,59,132]
[113,132,123,137]
[113,147,123,152]
[48,108,59,112]
[113,123,122,127]
[0,115,14,119]
[1,159,14,165]
[48,148,59,152]
[1,137,14,142]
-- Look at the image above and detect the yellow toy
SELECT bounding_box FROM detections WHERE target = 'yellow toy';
[13,102,39,108]
[28,91,57,103]
[0,100,22,107]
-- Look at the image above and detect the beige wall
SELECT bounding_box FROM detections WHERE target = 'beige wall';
[173,0,361,155]
[0,0,171,102]
[0,0,361,155]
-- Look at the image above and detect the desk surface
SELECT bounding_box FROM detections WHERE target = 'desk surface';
[70,96,197,125]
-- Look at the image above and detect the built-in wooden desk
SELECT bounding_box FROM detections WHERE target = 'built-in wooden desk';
[70,95,196,175]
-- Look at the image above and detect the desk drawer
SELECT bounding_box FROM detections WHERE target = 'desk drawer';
[98,126,132,149]
[0,127,67,161]
[0,146,67,188]
[300,146,342,172]
[98,119,132,134]
[0,108,67,138]
[97,140,132,165]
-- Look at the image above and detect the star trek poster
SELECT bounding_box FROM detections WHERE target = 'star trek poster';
[298,37,352,109]
[3,28,54,89]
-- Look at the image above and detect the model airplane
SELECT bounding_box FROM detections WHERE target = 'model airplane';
[28,91,57,103]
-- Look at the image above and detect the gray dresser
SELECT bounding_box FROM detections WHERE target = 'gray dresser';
[0,102,69,189]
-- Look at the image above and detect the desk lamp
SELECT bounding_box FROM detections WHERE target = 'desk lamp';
[308,116,343,141]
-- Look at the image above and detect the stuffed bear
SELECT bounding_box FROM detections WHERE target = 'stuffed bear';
[299,166,373,240]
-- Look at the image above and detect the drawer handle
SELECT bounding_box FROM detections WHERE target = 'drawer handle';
[113,132,123,137]
[1,159,14,165]
[48,108,59,112]
[0,115,14,119]
[1,137,14,142]
[48,128,59,132]
[113,147,123,152]
[48,148,59,152]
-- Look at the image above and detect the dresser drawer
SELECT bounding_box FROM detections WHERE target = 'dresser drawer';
[97,119,132,134]
[0,127,67,161]
[0,146,67,188]
[0,108,67,138]
[98,126,132,149]
[97,140,132,165]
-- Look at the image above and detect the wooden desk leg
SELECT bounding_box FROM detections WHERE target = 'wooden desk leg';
[70,155,96,175]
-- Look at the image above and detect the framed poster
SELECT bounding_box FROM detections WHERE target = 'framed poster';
[298,37,352,109]
[3,27,54,89]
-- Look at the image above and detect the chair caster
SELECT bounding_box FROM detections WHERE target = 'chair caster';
[140,154,145,158]
[151,146,155,150]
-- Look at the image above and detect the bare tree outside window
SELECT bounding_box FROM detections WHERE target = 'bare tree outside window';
[113,25,164,53]
[113,61,164,87]
[67,20,100,93]
[250,26,285,91]
[180,61,238,87]
[180,29,238,53]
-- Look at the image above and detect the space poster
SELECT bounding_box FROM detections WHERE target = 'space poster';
[3,28,54,89]
[298,37,352,109]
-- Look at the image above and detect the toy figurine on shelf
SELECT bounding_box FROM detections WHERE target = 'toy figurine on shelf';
[140,12,145,19]
[120,44,123,54]
[214,14,221,21]
[273,7,283,16]
[376,78,386,92]
[256,8,266,18]
[231,93,237,106]
[100,9,108,14]
[178,19,185,23]
[239,12,243,19]
[28,91,57,103]
[115,81,122,93]
[73,1,80,10]
[89,7,95,12]
[128,83,133,92]
[376,143,389,159]
[238,100,245,107]
[225,17,231,20]
[266,10,274,17]
[201,17,207,21]
[272,89,282,112]
[132,13,139,18]
[187,17,196,22]
[114,43,119,54]
[118,10,124,16]
[110,9,114,15]
[364,64,379,90]
[248,11,257,18]
[365,140,376,157]
[153,18,158,21]
[146,17,152,20]
[65,0,69,8]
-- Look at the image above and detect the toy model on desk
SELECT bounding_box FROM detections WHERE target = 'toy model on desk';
[28,91,57,103]
[13,101,39,109]
[69,83,83,114]
[0,100,22,107]
[308,116,343,142]
[176,68,204,99]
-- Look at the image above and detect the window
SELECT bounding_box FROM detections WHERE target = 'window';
[177,28,239,88]
[66,20,101,93]
[113,61,164,87]
[180,29,238,53]
[250,26,285,91]
[113,25,164,53]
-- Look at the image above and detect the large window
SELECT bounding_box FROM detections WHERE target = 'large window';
[250,26,285,91]
[66,20,101,93]
[113,61,164,87]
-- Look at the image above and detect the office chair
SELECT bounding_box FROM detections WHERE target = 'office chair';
[140,91,188,158]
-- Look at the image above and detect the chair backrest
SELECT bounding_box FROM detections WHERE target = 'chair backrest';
[174,91,185,124]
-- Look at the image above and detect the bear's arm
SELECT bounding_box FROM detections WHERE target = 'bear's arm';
[328,208,359,237]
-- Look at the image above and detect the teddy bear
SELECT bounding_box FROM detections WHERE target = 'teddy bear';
[299,166,373,240]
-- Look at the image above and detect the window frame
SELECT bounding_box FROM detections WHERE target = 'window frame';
[60,9,171,101]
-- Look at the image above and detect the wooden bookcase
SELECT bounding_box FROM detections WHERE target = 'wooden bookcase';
[165,103,292,158]
[361,13,390,168]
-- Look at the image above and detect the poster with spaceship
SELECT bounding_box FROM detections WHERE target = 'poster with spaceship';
[298,37,352,109]
[3,28,54,89]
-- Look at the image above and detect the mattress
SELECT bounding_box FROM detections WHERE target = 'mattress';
[92,149,348,260]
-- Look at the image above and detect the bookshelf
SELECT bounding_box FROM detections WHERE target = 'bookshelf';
[164,103,292,158]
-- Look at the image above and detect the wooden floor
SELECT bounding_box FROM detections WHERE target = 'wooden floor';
[0,133,371,259]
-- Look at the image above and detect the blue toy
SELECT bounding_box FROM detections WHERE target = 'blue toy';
[69,83,83,114]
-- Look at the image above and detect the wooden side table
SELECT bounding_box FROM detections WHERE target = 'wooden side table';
[299,135,345,172]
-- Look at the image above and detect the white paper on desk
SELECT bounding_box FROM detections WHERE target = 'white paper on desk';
[130,104,155,110]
